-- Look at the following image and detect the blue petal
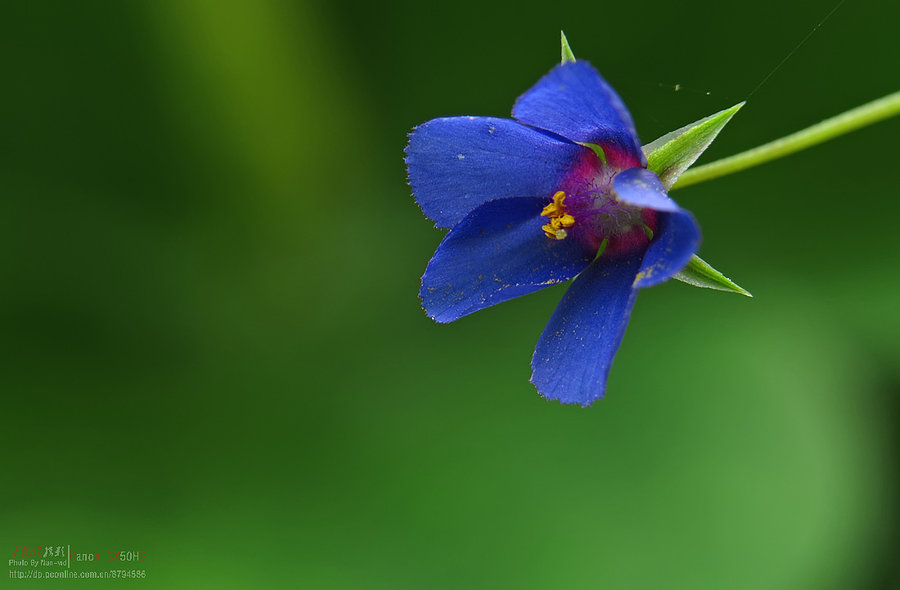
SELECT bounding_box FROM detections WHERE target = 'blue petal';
[530,253,643,406]
[512,61,644,164]
[635,207,701,288]
[612,169,702,288]
[612,168,678,212]
[421,197,595,323]
[406,117,585,229]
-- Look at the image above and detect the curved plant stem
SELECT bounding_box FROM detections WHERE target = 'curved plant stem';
[672,90,900,190]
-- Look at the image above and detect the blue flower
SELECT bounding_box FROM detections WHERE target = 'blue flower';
[405,61,701,406]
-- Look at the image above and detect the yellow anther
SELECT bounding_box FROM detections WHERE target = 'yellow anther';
[540,191,575,240]
[541,202,561,217]
[540,191,567,217]
[542,224,568,240]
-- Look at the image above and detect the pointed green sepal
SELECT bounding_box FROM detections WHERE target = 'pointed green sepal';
[643,102,744,190]
[674,255,752,297]
[560,31,576,64]
[578,141,607,165]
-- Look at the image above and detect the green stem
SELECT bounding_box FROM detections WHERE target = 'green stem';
[672,90,900,190]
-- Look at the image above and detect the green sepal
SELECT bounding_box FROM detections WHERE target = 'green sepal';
[578,141,607,165]
[560,31,576,64]
[674,255,752,297]
[643,102,744,190]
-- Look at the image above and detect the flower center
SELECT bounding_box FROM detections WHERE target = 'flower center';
[576,188,645,237]
[541,179,655,256]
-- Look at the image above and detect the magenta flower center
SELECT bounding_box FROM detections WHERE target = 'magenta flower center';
[544,147,656,256]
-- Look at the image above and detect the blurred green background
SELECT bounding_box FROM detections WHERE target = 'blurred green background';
[1,1,898,588]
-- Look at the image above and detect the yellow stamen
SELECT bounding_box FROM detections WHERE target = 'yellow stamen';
[540,191,575,240]
[541,202,561,217]
[542,224,567,240]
